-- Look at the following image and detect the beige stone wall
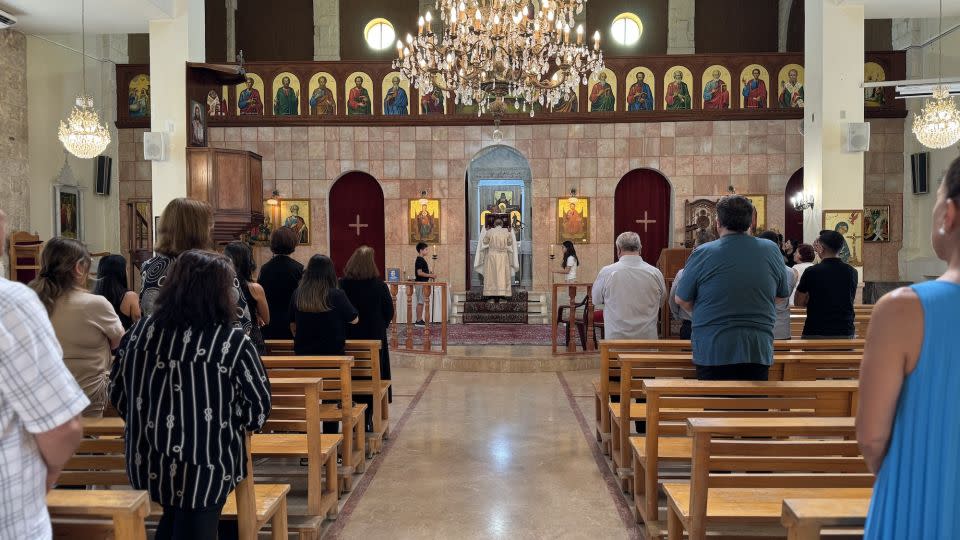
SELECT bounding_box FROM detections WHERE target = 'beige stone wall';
[0,30,29,275]
[117,117,905,290]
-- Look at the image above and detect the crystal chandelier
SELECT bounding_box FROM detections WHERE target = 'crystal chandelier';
[58,0,110,159]
[393,0,604,120]
[912,0,960,150]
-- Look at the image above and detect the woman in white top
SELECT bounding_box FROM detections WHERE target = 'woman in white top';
[555,240,579,282]
[790,243,817,306]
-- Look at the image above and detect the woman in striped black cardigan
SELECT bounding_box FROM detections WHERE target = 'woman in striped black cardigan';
[110,250,271,539]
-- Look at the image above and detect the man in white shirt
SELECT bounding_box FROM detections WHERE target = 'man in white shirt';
[0,209,88,539]
[592,231,666,339]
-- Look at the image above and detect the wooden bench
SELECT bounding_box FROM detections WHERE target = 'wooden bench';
[663,417,873,540]
[629,379,860,532]
[595,339,864,454]
[255,377,342,537]
[265,339,392,451]
[49,489,150,540]
[781,497,871,540]
[261,356,367,491]
[789,314,872,339]
[64,420,290,540]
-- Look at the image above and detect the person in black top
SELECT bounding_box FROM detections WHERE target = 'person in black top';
[225,242,270,354]
[110,250,271,540]
[794,230,859,337]
[340,246,395,431]
[414,242,436,327]
[290,254,358,355]
[94,254,141,330]
[258,227,304,340]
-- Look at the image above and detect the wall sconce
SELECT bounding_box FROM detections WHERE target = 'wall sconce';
[266,189,281,206]
[791,191,815,212]
[418,189,429,206]
[567,188,578,204]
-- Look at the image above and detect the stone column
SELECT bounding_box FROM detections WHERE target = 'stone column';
[98,34,129,252]
[667,0,695,54]
[226,0,237,61]
[149,0,205,217]
[314,0,340,61]
[0,29,28,275]
[778,0,792,52]
[802,0,865,244]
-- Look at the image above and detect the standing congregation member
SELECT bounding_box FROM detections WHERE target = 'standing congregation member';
[592,232,665,340]
[225,241,270,354]
[340,246,395,430]
[669,230,716,339]
[31,238,124,417]
[555,240,580,282]
[291,254,359,356]
[759,231,799,340]
[859,156,960,539]
[93,254,141,330]
[140,197,252,333]
[258,227,303,340]
[675,195,791,380]
[0,209,87,539]
[789,243,816,306]
[793,230,858,338]
[414,242,437,327]
[110,250,271,540]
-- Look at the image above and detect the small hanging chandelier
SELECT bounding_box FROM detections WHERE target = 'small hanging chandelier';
[912,0,960,150]
[58,0,110,159]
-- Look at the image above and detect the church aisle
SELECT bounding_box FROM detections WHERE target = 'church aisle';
[331,370,635,539]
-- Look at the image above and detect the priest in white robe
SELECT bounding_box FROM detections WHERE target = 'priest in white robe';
[474,219,519,297]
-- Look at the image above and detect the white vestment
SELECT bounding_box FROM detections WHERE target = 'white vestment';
[474,226,519,297]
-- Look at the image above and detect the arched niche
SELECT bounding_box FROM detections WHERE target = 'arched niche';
[613,168,673,264]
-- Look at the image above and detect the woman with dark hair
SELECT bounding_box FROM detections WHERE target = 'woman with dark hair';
[110,250,270,539]
[258,227,303,340]
[340,246,395,428]
[290,254,358,356]
[93,254,141,330]
[781,238,799,267]
[139,197,252,333]
[225,241,270,354]
[554,240,579,282]
[30,238,124,417]
[789,244,816,306]
[858,155,960,538]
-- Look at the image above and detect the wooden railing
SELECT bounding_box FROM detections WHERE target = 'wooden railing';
[551,283,597,355]
[388,281,448,355]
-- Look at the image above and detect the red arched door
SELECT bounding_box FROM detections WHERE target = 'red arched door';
[614,169,672,264]
[784,168,804,243]
[329,172,385,276]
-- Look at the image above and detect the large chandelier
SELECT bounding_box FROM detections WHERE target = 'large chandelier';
[59,0,110,159]
[912,0,960,150]
[393,0,604,119]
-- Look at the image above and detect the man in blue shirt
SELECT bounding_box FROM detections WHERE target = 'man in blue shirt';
[675,195,791,380]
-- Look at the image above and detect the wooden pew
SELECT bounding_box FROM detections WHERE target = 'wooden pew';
[629,379,860,532]
[64,421,290,540]
[595,339,864,453]
[49,489,150,540]
[663,417,873,540]
[781,497,870,540]
[789,314,872,339]
[265,339,393,450]
[255,377,342,537]
[261,356,367,491]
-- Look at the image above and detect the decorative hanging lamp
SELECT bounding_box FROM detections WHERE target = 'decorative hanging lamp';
[912,0,960,149]
[58,0,111,159]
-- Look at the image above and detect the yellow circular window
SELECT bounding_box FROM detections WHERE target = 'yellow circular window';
[610,13,643,46]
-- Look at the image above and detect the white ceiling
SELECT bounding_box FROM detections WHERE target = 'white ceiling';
[0,0,173,34]
[857,0,960,19]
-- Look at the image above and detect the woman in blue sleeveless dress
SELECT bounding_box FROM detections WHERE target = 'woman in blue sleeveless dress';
[859,155,960,539]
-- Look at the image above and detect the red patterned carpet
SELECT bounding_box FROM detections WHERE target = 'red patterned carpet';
[396,324,554,346]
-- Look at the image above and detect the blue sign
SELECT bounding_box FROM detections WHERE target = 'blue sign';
[387,268,401,282]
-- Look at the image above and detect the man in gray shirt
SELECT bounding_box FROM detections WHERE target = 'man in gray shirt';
[592,232,666,339]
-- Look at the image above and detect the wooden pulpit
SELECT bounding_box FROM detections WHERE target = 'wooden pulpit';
[186,148,263,243]
[656,248,692,338]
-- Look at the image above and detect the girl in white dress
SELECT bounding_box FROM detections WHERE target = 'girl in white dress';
[556,240,579,282]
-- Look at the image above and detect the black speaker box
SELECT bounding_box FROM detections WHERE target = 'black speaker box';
[911,152,928,195]
[95,155,112,196]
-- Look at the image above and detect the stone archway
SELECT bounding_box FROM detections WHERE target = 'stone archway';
[614,169,673,264]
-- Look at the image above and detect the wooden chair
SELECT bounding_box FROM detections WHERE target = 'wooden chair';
[255,377,342,538]
[629,379,860,533]
[261,356,367,491]
[663,417,873,540]
[49,489,150,540]
[7,230,42,283]
[781,497,870,540]
[64,420,290,540]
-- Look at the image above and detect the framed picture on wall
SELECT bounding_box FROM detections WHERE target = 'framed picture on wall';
[188,100,206,147]
[557,197,590,244]
[53,184,83,240]
[409,199,441,244]
[257,199,311,245]
[742,194,767,232]
[864,205,891,243]
[822,210,864,266]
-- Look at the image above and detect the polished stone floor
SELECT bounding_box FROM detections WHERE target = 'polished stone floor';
[318,367,637,539]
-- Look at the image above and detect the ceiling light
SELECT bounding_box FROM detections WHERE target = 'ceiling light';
[59,0,110,159]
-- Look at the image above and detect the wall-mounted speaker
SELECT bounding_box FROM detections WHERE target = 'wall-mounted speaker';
[844,122,871,153]
[143,132,168,161]
[911,152,929,194]
[95,155,112,195]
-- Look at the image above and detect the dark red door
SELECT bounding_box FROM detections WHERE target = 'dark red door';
[784,168,804,243]
[329,172,385,276]
[614,169,672,264]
